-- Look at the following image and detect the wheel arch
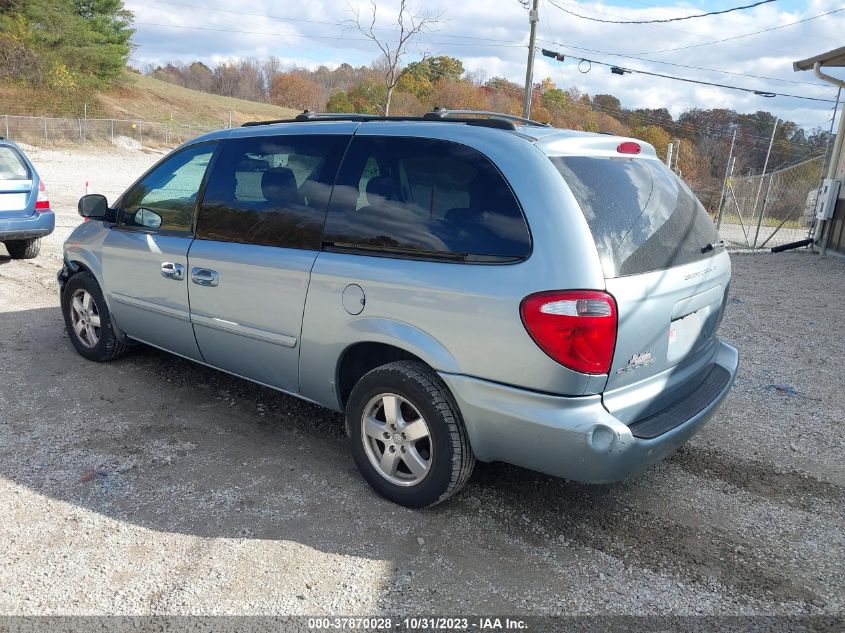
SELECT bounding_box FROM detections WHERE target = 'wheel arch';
[336,341,426,411]
[318,317,459,411]
[61,250,128,342]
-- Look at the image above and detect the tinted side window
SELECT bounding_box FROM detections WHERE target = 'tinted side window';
[550,156,719,277]
[323,137,530,261]
[196,135,349,250]
[120,143,215,233]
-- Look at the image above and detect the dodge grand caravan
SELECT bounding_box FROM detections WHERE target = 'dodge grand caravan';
[58,110,738,508]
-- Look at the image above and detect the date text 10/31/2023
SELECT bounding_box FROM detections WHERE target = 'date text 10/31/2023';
[307,617,529,630]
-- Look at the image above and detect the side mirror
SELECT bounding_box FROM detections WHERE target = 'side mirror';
[78,194,109,219]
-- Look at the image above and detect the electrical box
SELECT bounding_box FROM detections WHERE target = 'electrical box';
[816,179,841,220]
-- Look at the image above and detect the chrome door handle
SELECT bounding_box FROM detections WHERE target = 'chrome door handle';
[160,262,184,281]
[191,267,219,287]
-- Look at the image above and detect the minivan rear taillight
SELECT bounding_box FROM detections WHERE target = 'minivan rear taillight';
[520,290,617,375]
[35,180,50,210]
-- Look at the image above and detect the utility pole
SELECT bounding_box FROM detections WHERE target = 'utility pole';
[523,0,539,119]
[665,142,673,169]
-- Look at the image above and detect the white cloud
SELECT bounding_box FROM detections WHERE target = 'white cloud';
[126,0,844,131]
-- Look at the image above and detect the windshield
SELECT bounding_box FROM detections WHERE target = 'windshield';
[550,155,720,277]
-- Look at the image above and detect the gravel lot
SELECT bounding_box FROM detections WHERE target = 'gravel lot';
[0,148,843,619]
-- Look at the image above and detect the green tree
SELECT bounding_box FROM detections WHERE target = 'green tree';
[427,56,463,83]
[396,64,432,99]
[592,94,621,112]
[347,80,387,114]
[326,90,354,113]
[542,88,568,109]
[0,0,134,88]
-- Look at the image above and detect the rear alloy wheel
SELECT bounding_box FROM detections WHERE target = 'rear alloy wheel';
[361,393,434,487]
[347,361,475,508]
[61,272,129,362]
[5,238,40,259]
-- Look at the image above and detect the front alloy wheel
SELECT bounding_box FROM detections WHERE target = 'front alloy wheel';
[61,271,129,362]
[69,288,101,348]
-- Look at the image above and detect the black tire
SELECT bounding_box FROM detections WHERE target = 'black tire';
[347,360,475,508]
[5,238,40,259]
[61,271,129,362]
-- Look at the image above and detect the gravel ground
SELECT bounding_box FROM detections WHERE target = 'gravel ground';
[0,148,843,619]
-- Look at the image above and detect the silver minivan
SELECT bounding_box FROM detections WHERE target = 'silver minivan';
[58,111,738,508]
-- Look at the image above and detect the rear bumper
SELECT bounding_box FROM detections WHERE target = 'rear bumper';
[439,340,739,483]
[0,210,55,241]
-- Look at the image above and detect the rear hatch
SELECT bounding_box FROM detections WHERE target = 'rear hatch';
[0,145,34,217]
[549,149,729,420]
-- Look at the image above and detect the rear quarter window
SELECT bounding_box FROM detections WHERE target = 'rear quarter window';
[323,136,531,262]
[0,147,30,180]
[550,156,720,277]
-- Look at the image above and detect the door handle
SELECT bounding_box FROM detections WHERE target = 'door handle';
[191,267,219,287]
[160,262,185,281]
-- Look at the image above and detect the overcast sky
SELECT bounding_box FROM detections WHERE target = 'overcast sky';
[125,0,844,132]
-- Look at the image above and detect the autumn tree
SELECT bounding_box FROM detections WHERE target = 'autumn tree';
[631,124,671,161]
[431,80,488,110]
[270,73,323,111]
[347,0,443,115]
[184,61,214,93]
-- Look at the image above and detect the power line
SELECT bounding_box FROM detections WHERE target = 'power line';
[546,0,777,24]
[540,47,837,103]
[633,7,845,54]
[536,40,827,88]
[544,0,725,40]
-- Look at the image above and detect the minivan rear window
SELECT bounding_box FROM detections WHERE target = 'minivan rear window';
[0,147,29,180]
[550,156,720,277]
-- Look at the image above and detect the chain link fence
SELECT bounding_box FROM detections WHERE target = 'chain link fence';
[1,114,221,149]
[716,155,824,250]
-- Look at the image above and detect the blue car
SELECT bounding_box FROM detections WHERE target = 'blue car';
[0,137,54,259]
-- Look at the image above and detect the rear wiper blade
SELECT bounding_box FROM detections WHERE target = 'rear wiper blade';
[701,240,725,254]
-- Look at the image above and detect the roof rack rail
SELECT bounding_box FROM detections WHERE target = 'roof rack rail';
[241,109,543,131]
[424,108,550,128]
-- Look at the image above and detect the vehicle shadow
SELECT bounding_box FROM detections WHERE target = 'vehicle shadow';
[0,306,822,610]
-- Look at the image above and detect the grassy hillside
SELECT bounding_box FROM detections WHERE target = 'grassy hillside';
[0,72,298,127]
